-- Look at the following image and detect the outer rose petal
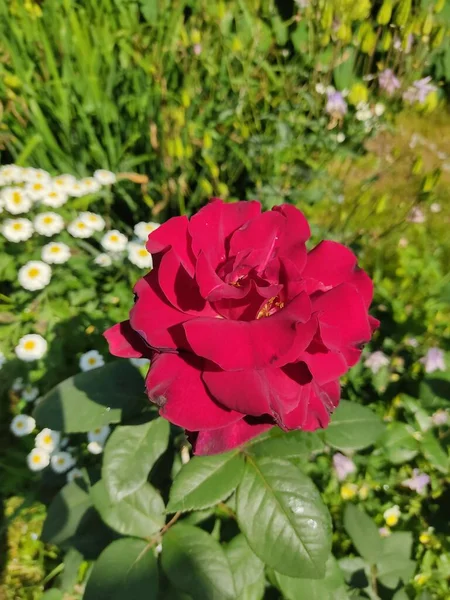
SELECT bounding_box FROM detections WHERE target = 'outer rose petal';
[146,215,195,276]
[272,204,310,269]
[104,320,150,358]
[183,293,312,371]
[282,380,340,431]
[189,199,261,267]
[190,418,273,455]
[146,353,242,431]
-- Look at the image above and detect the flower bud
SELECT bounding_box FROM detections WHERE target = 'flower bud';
[422,14,433,36]
[320,5,333,30]
[434,0,445,13]
[431,26,445,49]
[395,0,411,27]
[380,30,393,51]
[377,0,393,25]
[348,82,369,105]
[362,29,378,55]
[336,23,352,43]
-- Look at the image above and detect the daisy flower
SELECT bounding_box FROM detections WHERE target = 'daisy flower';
[2,218,34,242]
[52,174,77,193]
[34,212,64,236]
[2,187,33,214]
[87,425,111,445]
[383,505,401,527]
[101,230,128,252]
[67,180,86,198]
[41,241,71,264]
[35,428,60,453]
[51,451,76,474]
[67,468,84,483]
[87,441,104,454]
[127,242,153,269]
[15,334,48,361]
[22,385,39,403]
[67,217,95,238]
[26,180,51,201]
[79,211,105,232]
[79,349,105,372]
[80,177,101,194]
[94,169,116,185]
[10,414,36,437]
[27,448,51,471]
[0,164,23,184]
[18,260,52,291]
[94,253,112,267]
[41,189,68,208]
[23,168,51,184]
[133,221,160,242]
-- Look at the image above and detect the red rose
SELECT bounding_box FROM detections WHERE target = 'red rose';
[105,199,378,455]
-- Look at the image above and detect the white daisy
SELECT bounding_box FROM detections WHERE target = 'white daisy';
[26,180,51,201]
[87,425,111,445]
[27,448,51,472]
[15,334,48,361]
[133,221,160,242]
[67,180,86,198]
[94,253,112,267]
[0,164,24,184]
[18,260,52,291]
[2,187,33,214]
[41,241,71,264]
[67,217,95,238]
[23,168,51,184]
[94,169,116,185]
[67,467,84,483]
[79,349,105,372]
[130,357,150,368]
[52,174,77,193]
[87,441,104,454]
[51,451,75,474]
[374,103,385,117]
[1,218,34,242]
[10,414,36,437]
[101,230,128,252]
[22,385,39,403]
[34,212,64,236]
[35,428,61,453]
[41,189,68,208]
[127,242,153,269]
[0,351,5,369]
[79,211,105,232]
[80,177,101,194]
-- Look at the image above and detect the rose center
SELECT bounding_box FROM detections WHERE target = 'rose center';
[256,296,284,319]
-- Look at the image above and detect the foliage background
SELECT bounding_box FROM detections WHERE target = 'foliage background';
[0,0,449,599]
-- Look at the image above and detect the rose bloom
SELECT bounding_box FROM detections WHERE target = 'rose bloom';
[105,199,378,455]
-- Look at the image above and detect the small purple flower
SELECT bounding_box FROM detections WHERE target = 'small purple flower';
[402,469,430,495]
[403,77,437,104]
[332,453,356,481]
[407,207,426,224]
[421,347,446,373]
[364,351,389,374]
[379,69,401,96]
[431,410,448,426]
[326,91,347,118]
[193,44,202,56]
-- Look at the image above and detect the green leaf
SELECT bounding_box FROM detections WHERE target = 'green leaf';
[381,423,419,464]
[343,504,382,565]
[167,451,245,513]
[237,574,265,600]
[91,480,164,539]
[84,538,158,600]
[42,591,63,600]
[236,457,332,578]
[225,534,264,597]
[375,532,415,588]
[247,429,324,459]
[161,524,234,600]
[333,48,356,90]
[275,555,349,600]
[392,590,410,600]
[103,418,169,502]
[41,482,91,548]
[420,431,449,473]
[34,361,145,433]
[324,401,384,451]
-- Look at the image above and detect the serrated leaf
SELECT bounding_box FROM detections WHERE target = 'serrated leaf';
[103,418,169,502]
[84,538,158,600]
[420,431,449,473]
[343,504,382,565]
[376,532,415,589]
[91,480,164,539]
[161,524,234,600]
[167,451,245,513]
[236,457,332,578]
[276,555,349,600]
[324,401,384,451]
[247,429,324,459]
[34,361,145,433]
[225,534,264,596]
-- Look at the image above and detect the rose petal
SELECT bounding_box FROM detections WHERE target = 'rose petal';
[146,215,195,276]
[282,380,340,431]
[146,353,242,431]
[195,250,248,302]
[272,204,310,269]
[190,418,273,455]
[183,292,312,371]
[104,320,150,358]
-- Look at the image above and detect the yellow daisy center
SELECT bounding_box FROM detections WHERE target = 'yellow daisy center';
[12,223,23,231]
[28,268,40,278]
[32,454,42,464]
[12,192,22,204]
[88,357,97,365]
[33,183,43,191]
[43,216,54,224]
[24,340,36,350]
[43,434,52,445]
[110,235,119,242]
[16,421,24,428]
[138,249,148,257]
[57,457,65,465]
[50,246,61,253]
[77,222,86,229]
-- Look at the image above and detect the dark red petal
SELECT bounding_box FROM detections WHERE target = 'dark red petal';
[272,204,310,243]
[104,320,150,358]
[301,347,348,385]
[282,380,340,431]
[189,199,261,267]
[195,251,248,301]
[146,215,195,276]
[183,293,312,371]
[146,353,242,431]
[191,418,274,455]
